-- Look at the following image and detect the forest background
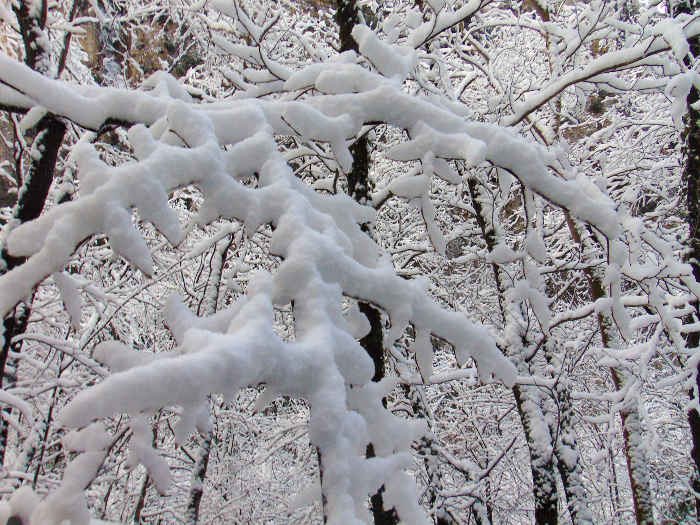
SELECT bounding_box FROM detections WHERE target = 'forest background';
[0,0,700,524]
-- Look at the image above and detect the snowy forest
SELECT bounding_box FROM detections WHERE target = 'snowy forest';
[1,0,700,523]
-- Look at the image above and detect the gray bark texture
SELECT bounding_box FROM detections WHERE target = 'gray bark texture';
[466,172,561,525]
[0,0,67,466]
[568,218,654,525]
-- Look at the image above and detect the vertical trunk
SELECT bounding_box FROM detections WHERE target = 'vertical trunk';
[511,383,559,525]
[349,135,399,525]
[336,0,360,55]
[509,4,593,515]
[317,446,328,524]
[512,4,592,517]
[567,218,654,525]
[465,173,559,525]
[134,415,160,524]
[540,328,592,524]
[0,1,67,466]
[671,0,700,518]
[358,287,397,525]
[0,117,66,464]
[184,433,211,524]
[552,384,594,525]
[334,2,398,523]
[12,0,50,73]
[133,477,149,523]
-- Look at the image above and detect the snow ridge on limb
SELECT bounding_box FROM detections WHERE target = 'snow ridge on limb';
[0,75,516,522]
[0,52,622,247]
[501,16,700,127]
[0,12,673,520]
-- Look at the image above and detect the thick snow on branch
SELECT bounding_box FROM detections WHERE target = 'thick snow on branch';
[501,17,700,126]
[0,53,532,523]
[0,53,622,315]
[408,0,484,48]
[0,13,669,514]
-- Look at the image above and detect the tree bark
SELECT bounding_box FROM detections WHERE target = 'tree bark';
[511,383,559,525]
[0,1,67,466]
[670,0,700,518]
[567,218,654,525]
[12,0,49,73]
[465,173,560,525]
[333,2,398,523]
[551,384,594,525]
[0,117,66,464]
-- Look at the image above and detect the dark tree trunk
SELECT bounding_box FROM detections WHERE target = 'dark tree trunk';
[673,0,700,517]
[366,443,399,525]
[358,292,384,382]
[465,172,560,525]
[335,3,397,523]
[0,115,66,465]
[552,385,594,525]
[12,0,49,73]
[336,0,360,54]
[511,384,559,525]
[133,476,150,524]
[0,1,67,466]
[568,219,654,525]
